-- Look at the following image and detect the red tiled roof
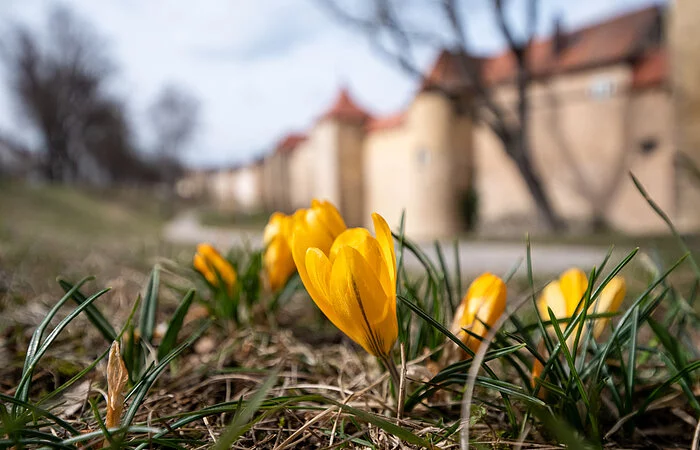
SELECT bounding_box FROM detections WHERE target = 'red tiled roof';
[322,88,371,122]
[421,50,478,93]
[425,6,665,88]
[631,48,667,89]
[366,111,406,132]
[275,133,307,155]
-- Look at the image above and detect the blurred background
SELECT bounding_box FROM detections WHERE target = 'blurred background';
[1,0,699,303]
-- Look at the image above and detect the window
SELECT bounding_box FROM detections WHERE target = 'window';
[588,76,617,100]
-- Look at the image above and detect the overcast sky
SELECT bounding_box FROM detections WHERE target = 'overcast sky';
[0,0,666,167]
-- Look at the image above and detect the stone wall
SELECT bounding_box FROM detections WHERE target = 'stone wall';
[474,64,674,233]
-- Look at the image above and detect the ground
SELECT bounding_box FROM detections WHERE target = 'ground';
[1,183,698,449]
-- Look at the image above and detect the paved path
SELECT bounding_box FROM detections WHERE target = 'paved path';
[164,212,624,278]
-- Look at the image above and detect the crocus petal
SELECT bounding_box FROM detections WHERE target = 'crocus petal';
[291,220,335,290]
[194,244,237,295]
[356,235,394,301]
[330,228,371,261]
[531,357,544,388]
[330,246,397,356]
[559,268,588,316]
[372,213,396,290]
[589,276,626,339]
[311,199,347,237]
[263,212,286,246]
[459,273,506,352]
[331,229,392,299]
[264,236,295,292]
[345,245,397,355]
[306,248,363,342]
[327,247,375,354]
[537,281,569,320]
[305,248,346,327]
[193,253,216,285]
[212,256,237,295]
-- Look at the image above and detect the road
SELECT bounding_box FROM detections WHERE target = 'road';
[164,212,625,278]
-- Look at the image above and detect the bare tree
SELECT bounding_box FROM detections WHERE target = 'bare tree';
[317,0,565,230]
[541,82,633,231]
[2,6,142,184]
[147,85,199,186]
[148,85,199,158]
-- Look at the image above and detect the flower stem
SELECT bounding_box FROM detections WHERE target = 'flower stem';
[380,352,403,414]
[384,354,401,390]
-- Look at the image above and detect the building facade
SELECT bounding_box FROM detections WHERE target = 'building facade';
[179,5,700,239]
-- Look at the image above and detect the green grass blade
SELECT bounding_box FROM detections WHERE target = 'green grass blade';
[0,438,74,449]
[434,241,455,310]
[15,286,109,405]
[212,372,278,450]
[395,210,407,287]
[38,346,111,406]
[391,231,442,290]
[630,172,700,280]
[16,276,94,403]
[474,377,547,407]
[404,344,527,410]
[157,289,196,361]
[59,426,162,446]
[329,400,433,446]
[625,306,639,412]
[122,320,210,426]
[0,393,79,436]
[398,294,517,422]
[647,317,688,369]
[637,360,700,415]
[526,235,567,384]
[139,265,160,343]
[548,309,598,438]
[89,397,114,447]
[453,238,462,299]
[593,253,688,383]
[646,317,700,412]
[58,278,117,343]
[531,408,596,450]
[398,295,472,356]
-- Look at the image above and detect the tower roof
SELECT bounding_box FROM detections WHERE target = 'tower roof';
[420,49,476,94]
[274,132,307,155]
[322,87,371,123]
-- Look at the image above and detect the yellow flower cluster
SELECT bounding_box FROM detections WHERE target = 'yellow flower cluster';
[194,199,627,388]
[193,243,237,296]
[537,268,626,341]
[532,268,626,391]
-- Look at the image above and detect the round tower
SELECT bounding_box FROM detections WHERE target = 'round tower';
[405,50,473,239]
[314,87,370,227]
[671,0,700,231]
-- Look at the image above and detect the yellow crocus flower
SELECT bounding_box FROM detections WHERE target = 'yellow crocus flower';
[450,273,507,356]
[537,268,588,323]
[537,268,626,340]
[290,199,347,291]
[589,276,626,339]
[193,243,237,296]
[531,269,626,395]
[293,210,397,358]
[262,212,296,292]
